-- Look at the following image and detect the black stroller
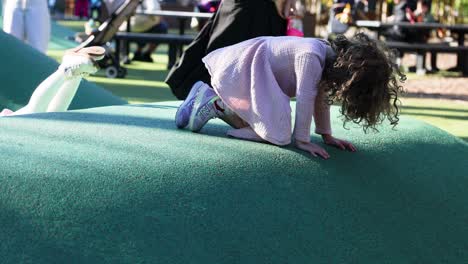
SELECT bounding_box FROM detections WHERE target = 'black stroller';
[76,0,140,78]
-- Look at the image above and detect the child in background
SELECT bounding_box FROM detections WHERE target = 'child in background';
[75,0,89,18]
[290,0,305,32]
[286,0,305,37]
[176,33,405,159]
[0,46,105,117]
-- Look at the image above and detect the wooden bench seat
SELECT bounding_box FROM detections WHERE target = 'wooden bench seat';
[386,41,468,75]
[113,32,195,77]
[386,41,468,52]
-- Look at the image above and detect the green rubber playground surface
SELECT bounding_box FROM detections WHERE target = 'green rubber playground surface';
[1,102,467,263]
[1,13,468,263]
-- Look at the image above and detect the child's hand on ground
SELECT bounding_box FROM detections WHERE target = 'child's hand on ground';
[295,140,330,159]
[321,134,357,152]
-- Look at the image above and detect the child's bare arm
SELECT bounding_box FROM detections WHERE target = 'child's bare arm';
[292,54,330,158]
[293,53,323,144]
[314,87,332,135]
[314,87,356,153]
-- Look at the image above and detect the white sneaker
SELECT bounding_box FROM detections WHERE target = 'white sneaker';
[188,84,219,132]
[59,46,106,78]
[70,46,106,61]
[175,81,206,128]
[59,54,98,78]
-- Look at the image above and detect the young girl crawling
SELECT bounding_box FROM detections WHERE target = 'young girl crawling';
[175,33,405,159]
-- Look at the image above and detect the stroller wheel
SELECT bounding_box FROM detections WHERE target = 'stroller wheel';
[105,66,118,78]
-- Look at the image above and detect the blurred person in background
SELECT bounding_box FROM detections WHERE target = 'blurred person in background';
[119,0,168,62]
[382,0,412,66]
[290,0,305,32]
[192,0,221,31]
[48,0,56,16]
[385,0,437,72]
[383,0,421,41]
[354,0,369,20]
[410,0,439,72]
[2,0,51,54]
[327,0,355,36]
[75,0,90,18]
[90,0,102,20]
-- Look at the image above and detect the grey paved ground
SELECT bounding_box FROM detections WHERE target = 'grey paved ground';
[401,53,468,102]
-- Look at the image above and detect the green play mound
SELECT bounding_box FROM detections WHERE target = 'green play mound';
[1,102,467,263]
[0,29,126,111]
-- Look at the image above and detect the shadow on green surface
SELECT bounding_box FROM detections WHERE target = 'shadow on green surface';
[0,206,106,263]
[128,104,178,109]
[12,107,226,138]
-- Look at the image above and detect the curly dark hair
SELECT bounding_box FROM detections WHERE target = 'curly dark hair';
[320,33,406,132]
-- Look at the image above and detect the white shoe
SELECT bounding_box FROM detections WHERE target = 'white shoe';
[69,46,106,61]
[59,55,98,78]
[59,46,106,78]
[188,84,219,132]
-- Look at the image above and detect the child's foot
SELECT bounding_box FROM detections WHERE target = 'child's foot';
[175,81,205,128]
[59,46,106,78]
[68,46,106,61]
[0,108,14,116]
[188,84,219,132]
[60,54,98,78]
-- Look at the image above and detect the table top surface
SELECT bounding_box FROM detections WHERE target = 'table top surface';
[137,10,214,19]
[355,20,468,31]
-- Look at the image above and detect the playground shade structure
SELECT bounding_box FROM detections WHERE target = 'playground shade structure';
[1,102,467,263]
[0,27,126,111]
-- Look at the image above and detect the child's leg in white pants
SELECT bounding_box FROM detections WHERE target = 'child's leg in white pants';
[13,70,67,115]
[4,46,103,116]
[46,77,82,112]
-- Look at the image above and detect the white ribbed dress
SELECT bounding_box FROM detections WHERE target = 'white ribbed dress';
[202,36,332,146]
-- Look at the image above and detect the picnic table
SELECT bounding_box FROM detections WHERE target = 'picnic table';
[113,10,214,78]
[355,20,468,75]
[136,10,213,35]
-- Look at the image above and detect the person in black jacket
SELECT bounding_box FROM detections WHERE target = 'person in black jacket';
[165,0,295,100]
